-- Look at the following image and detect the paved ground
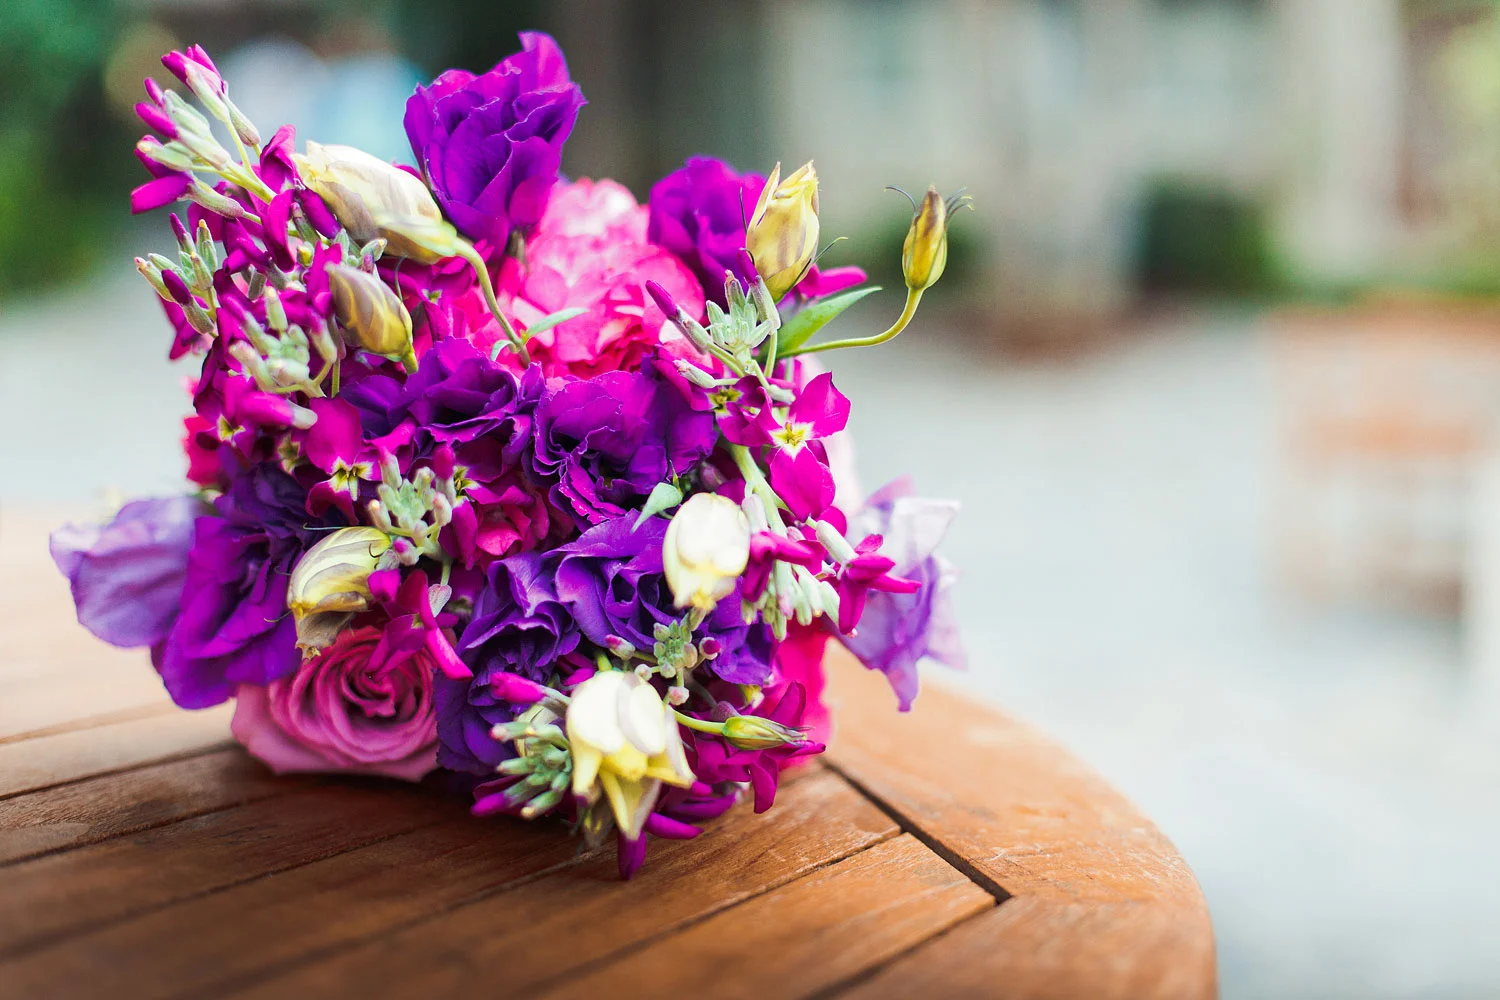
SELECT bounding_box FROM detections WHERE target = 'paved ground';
[4,265,1499,998]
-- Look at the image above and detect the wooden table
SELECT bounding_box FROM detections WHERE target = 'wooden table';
[0,519,1216,999]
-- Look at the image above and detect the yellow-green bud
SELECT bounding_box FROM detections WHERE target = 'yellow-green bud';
[326,264,414,363]
[662,493,750,611]
[721,714,807,751]
[746,161,820,301]
[902,186,949,292]
[287,527,391,652]
[295,141,449,264]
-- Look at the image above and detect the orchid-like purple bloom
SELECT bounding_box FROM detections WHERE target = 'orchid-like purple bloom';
[551,516,776,685]
[51,497,203,652]
[156,465,343,709]
[404,32,586,249]
[647,157,764,307]
[440,554,581,774]
[841,479,965,711]
[531,366,716,528]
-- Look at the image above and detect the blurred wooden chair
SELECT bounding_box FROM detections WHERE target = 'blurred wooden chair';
[1271,299,1500,614]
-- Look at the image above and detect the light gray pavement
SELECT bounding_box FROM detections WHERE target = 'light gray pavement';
[3,264,1499,998]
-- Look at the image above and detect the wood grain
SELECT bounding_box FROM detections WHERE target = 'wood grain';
[0,748,304,865]
[0,817,581,999]
[0,782,464,957]
[230,769,899,999]
[824,647,1218,1000]
[546,833,995,1000]
[0,703,234,799]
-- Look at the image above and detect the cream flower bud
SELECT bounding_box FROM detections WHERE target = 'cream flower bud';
[662,493,751,611]
[746,161,820,301]
[566,671,695,840]
[900,186,970,292]
[287,527,391,652]
[295,141,450,263]
[326,264,415,364]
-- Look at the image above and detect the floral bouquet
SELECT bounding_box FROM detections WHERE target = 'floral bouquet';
[52,33,966,877]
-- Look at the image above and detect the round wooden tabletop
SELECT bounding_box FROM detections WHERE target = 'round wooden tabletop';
[0,520,1215,999]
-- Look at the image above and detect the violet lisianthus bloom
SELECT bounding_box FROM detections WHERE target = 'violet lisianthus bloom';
[647,156,868,309]
[51,496,202,651]
[647,157,764,306]
[531,365,716,528]
[231,625,440,781]
[551,516,776,685]
[440,554,581,774]
[158,465,344,709]
[404,31,586,249]
[841,478,965,711]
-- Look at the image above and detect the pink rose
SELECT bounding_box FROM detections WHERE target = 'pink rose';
[231,626,440,781]
[491,178,708,377]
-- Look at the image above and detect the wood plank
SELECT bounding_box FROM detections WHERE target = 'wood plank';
[0,748,304,865]
[545,834,994,1000]
[0,782,465,957]
[0,817,582,999]
[0,659,173,741]
[823,647,1217,1000]
[230,770,898,999]
[0,703,234,799]
[835,895,1217,1000]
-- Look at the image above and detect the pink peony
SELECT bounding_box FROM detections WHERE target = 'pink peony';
[231,626,440,781]
[490,178,708,377]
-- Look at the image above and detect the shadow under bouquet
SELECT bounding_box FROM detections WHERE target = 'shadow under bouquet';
[52,33,967,878]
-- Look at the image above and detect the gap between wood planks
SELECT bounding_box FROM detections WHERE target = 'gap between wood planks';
[821,758,1013,903]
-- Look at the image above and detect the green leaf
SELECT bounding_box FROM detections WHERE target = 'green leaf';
[633,482,684,529]
[777,286,882,354]
[521,307,589,340]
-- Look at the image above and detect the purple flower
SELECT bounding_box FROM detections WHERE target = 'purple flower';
[157,465,343,709]
[531,366,716,528]
[551,517,775,685]
[841,479,965,711]
[439,554,581,774]
[51,497,202,651]
[404,32,586,249]
[647,157,764,306]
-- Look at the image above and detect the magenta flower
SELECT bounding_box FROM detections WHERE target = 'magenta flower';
[302,397,376,521]
[688,683,825,813]
[829,533,920,633]
[404,32,585,249]
[765,372,851,522]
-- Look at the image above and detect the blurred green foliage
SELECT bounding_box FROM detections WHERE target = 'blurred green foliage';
[0,0,136,298]
[1135,179,1279,297]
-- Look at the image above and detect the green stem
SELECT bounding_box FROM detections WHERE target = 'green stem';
[673,711,727,735]
[456,241,530,365]
[791,287,923,356]
[730,446,787,532]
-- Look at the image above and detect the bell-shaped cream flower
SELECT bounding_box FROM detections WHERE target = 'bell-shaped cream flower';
[295,141,454,263]
[662,493,751,611]
[287,527,391,652]
[567,671,695,840]
[746,161,820,300]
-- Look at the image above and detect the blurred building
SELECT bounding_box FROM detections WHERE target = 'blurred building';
[558,0,1490,335]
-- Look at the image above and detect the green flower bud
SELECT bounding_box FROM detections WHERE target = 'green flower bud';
[722,714,809,751]
[326,264,414,365]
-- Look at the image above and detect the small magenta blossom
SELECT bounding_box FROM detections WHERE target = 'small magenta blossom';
[766,372,851,522]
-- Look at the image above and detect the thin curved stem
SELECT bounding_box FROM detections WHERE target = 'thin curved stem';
[456,241,530,366]
[790,287,923,356]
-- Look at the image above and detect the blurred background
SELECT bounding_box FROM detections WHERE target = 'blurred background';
[4,0,1500,995]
